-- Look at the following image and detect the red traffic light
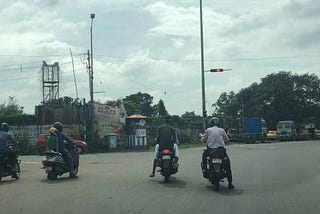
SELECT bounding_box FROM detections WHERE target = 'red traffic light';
[210,68,223,72]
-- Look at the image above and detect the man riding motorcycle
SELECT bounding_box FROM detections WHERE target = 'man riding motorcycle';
[52,122,76,178]
[201,117,234,189]
[0,122,18,172]
[149,115,179,177]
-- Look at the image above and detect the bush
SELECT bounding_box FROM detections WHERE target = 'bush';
[14,133,37,155]
[179,131,198,144]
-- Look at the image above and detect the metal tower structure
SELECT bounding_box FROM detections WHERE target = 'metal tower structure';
[41,61,60,103]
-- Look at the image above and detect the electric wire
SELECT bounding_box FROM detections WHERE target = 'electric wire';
[0,53,319,72]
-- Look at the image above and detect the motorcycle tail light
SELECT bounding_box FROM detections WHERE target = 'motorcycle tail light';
[213,152,221,158]
[45,157,54,162]
[162,149,170,154]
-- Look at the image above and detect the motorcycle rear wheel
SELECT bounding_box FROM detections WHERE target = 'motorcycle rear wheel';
[215,180,220,190]
[73,166,78,175]
[164,175,170,183]
[47,171,58,180]
[11,160,20,179]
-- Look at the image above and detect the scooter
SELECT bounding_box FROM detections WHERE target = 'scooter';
[0,144,21,181]
[203,148,227,190]
[42,144,79,180]
[158,148,178,183]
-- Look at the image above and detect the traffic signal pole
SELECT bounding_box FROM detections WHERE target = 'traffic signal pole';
[199,0,231,131]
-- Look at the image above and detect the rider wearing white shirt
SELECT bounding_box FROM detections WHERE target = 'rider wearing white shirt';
[201,117,234,189]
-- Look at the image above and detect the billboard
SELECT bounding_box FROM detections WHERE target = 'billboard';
[93,101,127,137]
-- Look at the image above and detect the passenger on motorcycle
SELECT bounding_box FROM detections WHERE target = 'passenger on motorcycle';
[47,127,59,152]
[52,122,76,178]
[0,122,18,172]
[149,115,179,177]
[201,117,234,189]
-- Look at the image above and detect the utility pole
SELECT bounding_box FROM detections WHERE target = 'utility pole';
[90,14,95,107]
[86,49,94,141]
[82,98,87,141]
[89,13,95,142]
[87,49,91,104]
[200,0,206,131]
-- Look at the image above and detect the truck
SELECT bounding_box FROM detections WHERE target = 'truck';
[243,117,267,143]
[276,120,297,141]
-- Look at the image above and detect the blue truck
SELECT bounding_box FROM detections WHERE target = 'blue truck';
[243,117,267,143]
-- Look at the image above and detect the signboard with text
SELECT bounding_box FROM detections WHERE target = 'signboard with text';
[93,101,127,137]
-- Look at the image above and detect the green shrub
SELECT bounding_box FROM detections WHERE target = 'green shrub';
[178,131,198,144]
[14,133,37,155]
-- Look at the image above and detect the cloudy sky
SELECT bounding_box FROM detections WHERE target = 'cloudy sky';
[1,0,319,116]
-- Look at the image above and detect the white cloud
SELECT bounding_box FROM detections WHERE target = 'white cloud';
[0,0,319,116]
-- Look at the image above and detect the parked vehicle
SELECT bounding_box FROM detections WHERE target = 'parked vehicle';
[158,148,178,182]
[276,121,297,141]
[0,144,21,181]
[203,148,227,190]
[315,130,320,139]
[266,131,277,140]
[36,133,88,154]
[227,128,243,142]
[243,117,267,143]
[297,129,312,140]
[42,143,79,180]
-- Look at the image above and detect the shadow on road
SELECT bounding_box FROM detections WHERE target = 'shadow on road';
[205,185,244,195]
[89,161,122,165]
[0,179,20,185]
[41,176,79,184]
[150,176,187,189]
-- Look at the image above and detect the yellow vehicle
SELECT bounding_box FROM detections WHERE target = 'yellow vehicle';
[266,131,277,140]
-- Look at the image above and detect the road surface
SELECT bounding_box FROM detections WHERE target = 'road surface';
[1,140,320,214]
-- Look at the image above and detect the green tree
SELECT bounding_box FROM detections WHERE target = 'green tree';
[104,99,140,117]
[123,92,156,117]
[181,111,197,119]
[212,91,241,128]
[213,71,320,129]
[181,111,202,128]
[0,96,24,117]
[123,100,140,116]
[156,99,168,117]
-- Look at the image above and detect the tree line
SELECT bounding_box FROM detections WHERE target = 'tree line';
[2,71,319,131]
[212,71,320,130]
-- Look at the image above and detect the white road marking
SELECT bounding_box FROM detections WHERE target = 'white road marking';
[21,161,41,165]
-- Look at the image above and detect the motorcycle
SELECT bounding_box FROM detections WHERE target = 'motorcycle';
[203,148,227,190]
[157,148,178,182]
[42,144,79,180]
[0,144,21,181]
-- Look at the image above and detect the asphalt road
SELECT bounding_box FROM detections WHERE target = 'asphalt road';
[1,140,320,214]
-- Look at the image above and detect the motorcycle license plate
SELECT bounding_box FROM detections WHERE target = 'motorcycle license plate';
[212,159,222,164]
[162,155,171,160]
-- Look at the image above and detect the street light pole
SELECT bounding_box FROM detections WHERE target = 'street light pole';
[90,13,95,141]
[90,13,95,107]
[200,0,206,131]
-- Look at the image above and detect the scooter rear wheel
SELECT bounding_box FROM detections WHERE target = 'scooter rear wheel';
[215,180,220,190]
[73,166,78,175]
[11,160,21,180]
[47,171,57,180]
